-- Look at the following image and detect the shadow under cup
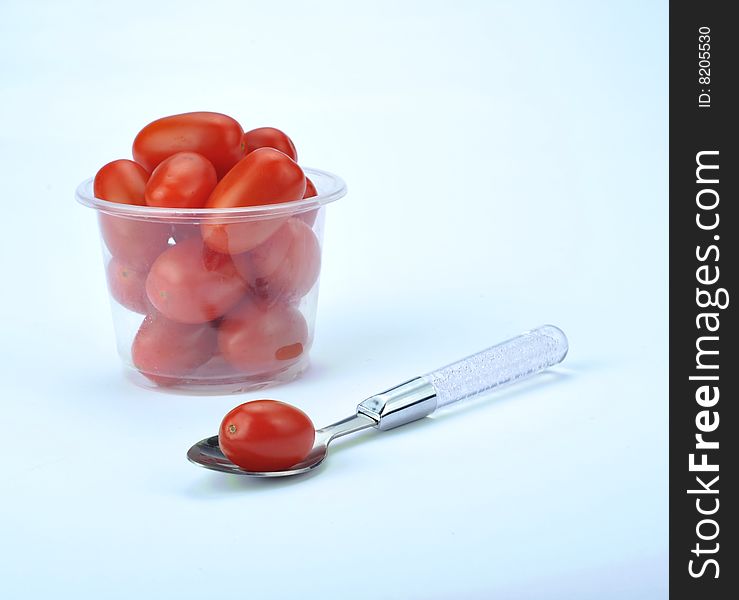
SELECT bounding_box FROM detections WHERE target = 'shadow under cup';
[76,167,346,393]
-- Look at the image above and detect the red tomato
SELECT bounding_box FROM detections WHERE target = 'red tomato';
[234,218,321,303]
[145,237,248,324]
[242,127,298,162]
[201,215,286,258]
[132,112,244,179]
[218,400,315,471]
[233,223,292,290]
[218,300,308,375]
[303,177,317,198]
[201,148,306,255]
[106,257,149,314]
[94,159,171,269]
[99,214,172,271]
[94,159,149,205]
[144,152,217,208]
[298,177,319,226]
[132,313,218,386]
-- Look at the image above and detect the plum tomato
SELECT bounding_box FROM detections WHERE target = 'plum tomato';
[106,257,149,314]
[297,177,319,226]
[132,313,218,386]
[201,148,306,255]
[94,159,170,269]
[303,177,317,198]
[145,237,247,324]
[132,112,244,179]
[99,214,171,271]
[201,215,286,258]
[218,400,315,472]
[94,159,149,205]
[218,300,308,375]
[233,223,292,290]
[242,127,298,162]
[144,152,217,208]
[234,218,321,303]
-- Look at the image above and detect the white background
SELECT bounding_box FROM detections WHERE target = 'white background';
[0,1,667,598]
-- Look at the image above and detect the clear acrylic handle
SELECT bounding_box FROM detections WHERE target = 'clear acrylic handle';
[424,325,568,408]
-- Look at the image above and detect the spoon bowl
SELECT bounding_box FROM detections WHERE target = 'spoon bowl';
[187,436,328,477]
[187,414,375,477]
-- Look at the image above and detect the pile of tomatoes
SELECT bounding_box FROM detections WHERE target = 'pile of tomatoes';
[94,112,322,386]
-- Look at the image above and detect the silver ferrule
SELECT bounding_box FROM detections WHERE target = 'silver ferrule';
[357,377,438,431]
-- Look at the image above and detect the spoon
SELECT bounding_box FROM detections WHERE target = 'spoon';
[187,325,568,477]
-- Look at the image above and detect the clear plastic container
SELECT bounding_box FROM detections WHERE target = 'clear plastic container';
[76,167,346,393]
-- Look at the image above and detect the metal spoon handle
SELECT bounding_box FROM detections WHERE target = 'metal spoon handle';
[357,325,568,430]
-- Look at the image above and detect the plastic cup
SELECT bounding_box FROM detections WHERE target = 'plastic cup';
[76,167,346,393]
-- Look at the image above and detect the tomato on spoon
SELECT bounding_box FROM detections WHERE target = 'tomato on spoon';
[219,400,315,472]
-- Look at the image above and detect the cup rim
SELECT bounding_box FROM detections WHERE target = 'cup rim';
[75,166,346,221]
